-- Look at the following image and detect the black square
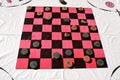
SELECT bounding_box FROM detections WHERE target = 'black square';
[33,25,42,32]
[83,49,94,58]
[92,40,103,48]
[62,33,72,40]
[52,40,62,48]
[74,58,86,68]
[28,59,40,69]
[69,13,78,19]
[89,26,98,32]
[72,40,82,48]
[52,13,60,18]
[76,8,85,13]
[86,14,94,19]
[71,26,80,32]
[96,58,108,68]
[24,18,34,24]
[18,48,30,58]
[44,7,52,12]
[21,32,32,40]
[81,33,91,40]
[27,7,35,12]
[43,19,52,24]
[63,49,74,58]
[41,49,52,58]
[79,19,88,25]
[52,59,63,68]
[61,19,71,25]
[34,12,43,18]
[30,40,41,48]
[52,25,61,32]
[60,7,68,12]
[42,32,52,40]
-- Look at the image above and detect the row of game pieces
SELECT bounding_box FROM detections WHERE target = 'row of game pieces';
[20,48,105,69]
[64,25,97,38]
[29,58,105,69]
[27,6,86,23]
[20,48,94,57]
[53,50,93,68]
[27,6,88,25]
[27,6,84,12]
[21,39,101,49]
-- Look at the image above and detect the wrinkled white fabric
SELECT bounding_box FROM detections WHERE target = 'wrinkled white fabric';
[0,0,120,80]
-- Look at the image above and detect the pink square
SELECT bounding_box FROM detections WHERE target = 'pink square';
[94,49,105,58]
[72,33,81,40]
[82,40,93,48]
[16,58,28,69]
[74,49,84,58]
[33,18,43,25]
[52,32,62,40]
[90,33,100,40]
[40,59,52,69]
[70,19,79,25]
[41,40,52,48]
[42,25,52,32]
[43,12,52,18]
[63,58,74,68]
[61,13,69,18]
[52,7,60,12]
[26,12,34,18]
[20,40,31,48]
[52,49,63,58]
[62,40,72,48]
[77,13,86,19]
[32,32,42,40]
[80,26,89,32]
[86,58,97,68]
[61,25,71,32]
[87,20,96,26]
[23,25,33,32]
[85,8,93,14]
[29,49,40,58]
[52,19,61,25]
[69,8,77,13]
[35,7,44,12]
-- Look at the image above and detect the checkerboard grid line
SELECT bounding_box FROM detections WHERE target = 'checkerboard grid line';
[62,8,87,68]
[73,48,85,68]
[78,8,100,68]
[76,8,87,26]
[79,9,106,68]
[40,7,58,68]
[17,9,34,68]
[22,8,42,69]
[87,24,107,66]
[53,9,74,68]
[61,7,86,68]
[40,8,57,68]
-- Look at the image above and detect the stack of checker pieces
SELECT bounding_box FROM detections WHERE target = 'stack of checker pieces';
[16,6,108,69]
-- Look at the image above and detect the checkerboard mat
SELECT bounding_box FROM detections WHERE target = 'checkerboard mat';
[16,6,108,69]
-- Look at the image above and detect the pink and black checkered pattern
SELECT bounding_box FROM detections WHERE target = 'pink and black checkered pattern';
[16,6,108,69]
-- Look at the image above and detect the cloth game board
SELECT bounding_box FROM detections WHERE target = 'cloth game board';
[16,6,108,69]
